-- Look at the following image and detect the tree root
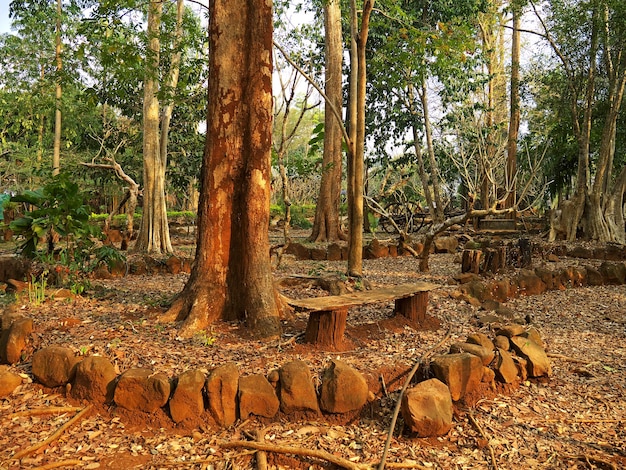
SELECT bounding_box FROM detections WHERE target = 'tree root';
[11,405,93,461]
[547,353,594,364]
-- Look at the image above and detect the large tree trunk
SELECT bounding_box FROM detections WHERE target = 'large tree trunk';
[135,0,173,254]
[310,0,346,243]
[419,79,444,223]
[164,0,281,339]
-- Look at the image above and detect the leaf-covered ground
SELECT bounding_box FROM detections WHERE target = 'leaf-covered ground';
[1,235,625,469]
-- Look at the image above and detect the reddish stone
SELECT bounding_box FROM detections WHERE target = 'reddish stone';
[206,363,239,427]
[71,356,117,404]
[238,374,279,419]
[320,360,368,414]
[401,379,453,437]
[0,317,33,364]
[430,353,483,402]
[32,346,80,387]
[278,360,319,414]
[114,368,171,412]
[169,369,206,423]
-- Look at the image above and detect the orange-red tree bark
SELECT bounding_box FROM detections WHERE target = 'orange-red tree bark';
[165,0,281,339]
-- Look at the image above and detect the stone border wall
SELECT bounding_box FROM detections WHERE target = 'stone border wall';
[1,317,550,438]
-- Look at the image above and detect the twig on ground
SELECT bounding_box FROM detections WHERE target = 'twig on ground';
[468,410,498,470]
[377,328,452,470]
[31,460,83,470]
[5,407,83,419]
[547,353,594,364]
[564,453,617,470]
[11,405,93,461]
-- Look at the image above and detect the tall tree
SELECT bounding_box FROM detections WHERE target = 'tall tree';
[163,0,281,338]
[135,0,173,254]
[505,0,522,212]
[309,0,346,243]
[52,0,62,175]
[346,0,374,278]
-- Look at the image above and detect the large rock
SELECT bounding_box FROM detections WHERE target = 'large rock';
[599,262,626,285]
[510,336,551,377]
[114,368,171,412]
[32,346,80,387]
[449,342,495,366]
[430,353,483,401]
[434,236,458,254]
[466,332,495,351]
[516,270,547,296]
[0,317,33,364]
[238,374,279,419]
[206,363,239,427]
[278,360,320,414]
[71,356,117,404]
[401,378,453,437]
[0,365,22,397]
[320,360,368,414]
[169,369,206,423]
[494,348,518,383]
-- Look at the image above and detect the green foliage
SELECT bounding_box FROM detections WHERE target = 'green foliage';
[28,270,47,306]
[91,245,127,273]
[9,174,102,258]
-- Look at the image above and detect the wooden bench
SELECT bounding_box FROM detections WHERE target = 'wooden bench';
[286,282,438,349]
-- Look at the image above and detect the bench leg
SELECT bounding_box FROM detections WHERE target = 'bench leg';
[395,292,428,323]
[304,308,348,349]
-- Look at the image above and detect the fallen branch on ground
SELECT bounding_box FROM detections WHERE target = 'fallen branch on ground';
[11,405,93,461]
[377,328,452,470]
[547,353,594,364]
[32,460,83,470]
[5,407,83,419]
[468,410,498,470]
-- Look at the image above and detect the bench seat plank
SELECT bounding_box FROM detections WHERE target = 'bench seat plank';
[287,282,438,311]
[287,282,439,349]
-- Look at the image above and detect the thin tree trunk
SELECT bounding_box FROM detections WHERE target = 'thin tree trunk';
[310,0,346,243]
[419,79,444,222]
[135,0,173,254]
[347,0,373,278]
[52,0,62,176]
[506,5,520,214]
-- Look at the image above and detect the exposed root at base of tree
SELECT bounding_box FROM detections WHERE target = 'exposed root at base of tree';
[31,460,83,470]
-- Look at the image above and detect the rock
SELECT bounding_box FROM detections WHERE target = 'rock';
[401,378,453,437]
[0,317,33,364]
[585,266,604,286]
[430,353,483,402]
[285,243,311,260]
[0,365,22,397]
[516,270,547,296]
[310,247,327,261]
[466,332,495,351]
[278,360,320,414]
[206,363,239,427]
[71,356,117,404]
[599,262,626,285]
[493,335,510,351]
[434,236,458,254]
[490,279,513,302]
[510,336,551,377]
[547,253,559,262]
[449,342,495,366]
[169,369,206,423]
[32,346,80,387]
[166,256,184,275]
[461,280,491,303]
[114,368,171,412]
[320,360,368,414]
[494,348,518,383]
[496,324,526,338]
[238,374,279,419]
[364,239,389,259]
[513,356,528,381]
[327,243,343,261]
[482,367,496,384]
[521,327,545,349]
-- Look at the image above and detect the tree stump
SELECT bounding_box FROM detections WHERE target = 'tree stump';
[519,238,532,268]
[304,308,348,349]
[481,247,507,273]
[462,250,482,274]
[394,292,428,323]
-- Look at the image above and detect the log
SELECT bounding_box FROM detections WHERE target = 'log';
[394,292,428,323]
[462,249,482,274]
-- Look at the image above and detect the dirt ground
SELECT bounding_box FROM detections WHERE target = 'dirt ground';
[1,232,625,469]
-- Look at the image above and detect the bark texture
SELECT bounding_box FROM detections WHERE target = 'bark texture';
[165,0,281,339]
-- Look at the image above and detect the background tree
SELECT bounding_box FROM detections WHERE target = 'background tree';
[164,0,282,338]
[309,0,346,243]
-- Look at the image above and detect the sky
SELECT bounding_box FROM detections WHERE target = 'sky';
[0,0,11,34]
